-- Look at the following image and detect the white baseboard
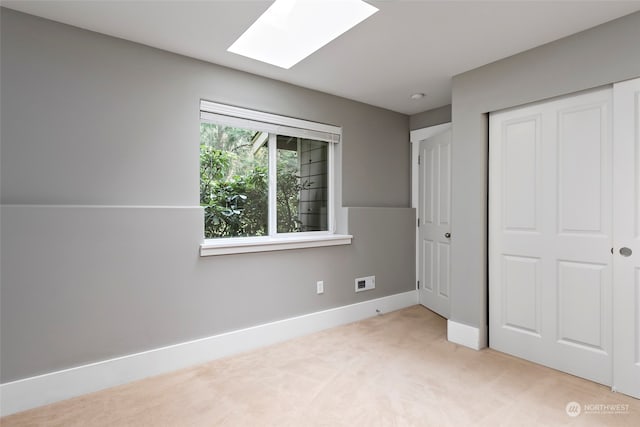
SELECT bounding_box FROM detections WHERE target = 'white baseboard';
[0,290,418,417]
[447,319,487,350]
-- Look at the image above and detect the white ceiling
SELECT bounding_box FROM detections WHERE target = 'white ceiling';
[3,0,640,115]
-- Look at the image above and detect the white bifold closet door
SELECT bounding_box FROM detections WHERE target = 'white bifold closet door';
[612,78,640,398]
[490,87,613,386]
[490,79,640,398]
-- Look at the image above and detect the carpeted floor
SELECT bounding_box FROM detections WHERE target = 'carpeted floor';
[2,305,638,426]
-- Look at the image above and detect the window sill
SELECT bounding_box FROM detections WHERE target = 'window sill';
[200,234,353,257]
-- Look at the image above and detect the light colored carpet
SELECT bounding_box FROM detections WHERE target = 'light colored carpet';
[2,305,638,426]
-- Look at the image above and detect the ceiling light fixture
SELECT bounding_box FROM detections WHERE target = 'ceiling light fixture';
[228,0,379,69]
[410,93,425,100]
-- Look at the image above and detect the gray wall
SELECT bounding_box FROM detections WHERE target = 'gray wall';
[409,105,451,130]
[0,9,414,382]
[450,11,640,334]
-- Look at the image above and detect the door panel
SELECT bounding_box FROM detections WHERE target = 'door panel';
[503,116,540,231]
[613,77,640,398]
[438,143,451,225]
[503,255,540,335]
[422,240,433,291]
[558,105,608,233]
[437,242,450,297]
[419,129,452,318]
[557,261,606,350]
[490,88,613,386]
[423,145,435,225]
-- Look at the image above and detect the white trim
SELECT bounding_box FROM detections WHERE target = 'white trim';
[200,100,341,137]
[409,122,452,146]
[200,233,352,256]
[268,133,278,235]
[0,205,203,210]
[447,319,487,350]
[327,141,336,233]
[201,111,340,143]
[0,291,418,417]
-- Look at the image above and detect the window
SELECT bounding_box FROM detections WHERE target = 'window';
[199,101,351,256]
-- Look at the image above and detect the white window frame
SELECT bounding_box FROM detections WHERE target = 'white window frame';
[199,100,352,256]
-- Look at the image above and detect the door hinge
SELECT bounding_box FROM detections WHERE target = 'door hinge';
[418,155,421,165]
[417,280,420,289]
[417,217,420,227]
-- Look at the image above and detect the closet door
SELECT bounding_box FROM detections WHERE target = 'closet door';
[613,77,640,398]
[489,88,613,386]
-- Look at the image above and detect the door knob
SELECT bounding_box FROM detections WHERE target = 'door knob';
[444,232,451,238]
[620,247,632,257]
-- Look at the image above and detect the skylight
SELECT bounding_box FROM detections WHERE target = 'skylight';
[228,0,379,69]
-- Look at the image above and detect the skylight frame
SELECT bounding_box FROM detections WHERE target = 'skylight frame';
[228,0,379,69]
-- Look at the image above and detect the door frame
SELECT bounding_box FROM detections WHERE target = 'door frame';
[410,123,452,303]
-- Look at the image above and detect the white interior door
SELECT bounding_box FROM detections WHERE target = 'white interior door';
[613,77,640,398]
[418,129,452,318]
[489,88,613,386]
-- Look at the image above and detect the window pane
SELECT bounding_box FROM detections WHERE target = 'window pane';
[277,136,328,233]
[200,123,268,238]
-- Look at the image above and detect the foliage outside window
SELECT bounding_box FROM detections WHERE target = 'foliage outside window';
[200,110,333,240]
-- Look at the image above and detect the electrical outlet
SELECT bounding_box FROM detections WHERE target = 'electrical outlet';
[317,281,324,294]
[355,275,375,292]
